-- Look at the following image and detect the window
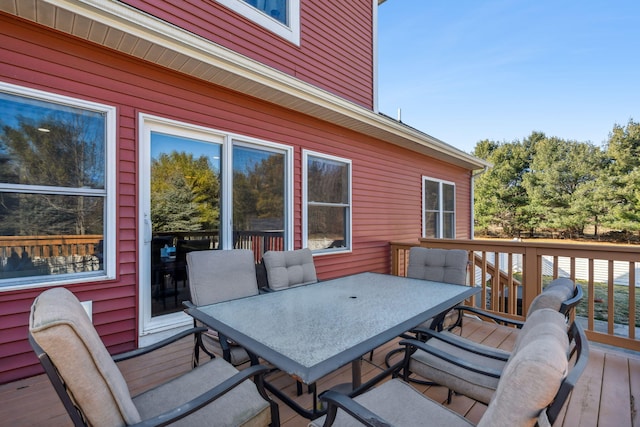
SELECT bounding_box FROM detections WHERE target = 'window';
[215,0,300,44]
[0,82,115,289]
[232,142,289,250]
[423,177,455,239]
[303,151,351,253]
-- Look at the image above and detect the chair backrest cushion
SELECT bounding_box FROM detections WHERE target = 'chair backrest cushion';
[262,248,318,291]
[29,287,141,427]
[527,277,576,314]
[478,308,569,427]
[186,249,259,305]
[513,308,568,355]
[406,247,468,285]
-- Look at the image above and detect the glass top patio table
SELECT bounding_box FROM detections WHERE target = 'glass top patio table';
[185,272,479,385]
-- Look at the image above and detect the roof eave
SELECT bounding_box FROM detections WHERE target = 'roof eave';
[0,0,488,171]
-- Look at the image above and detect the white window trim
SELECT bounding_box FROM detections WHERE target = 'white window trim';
[422,176,456,239]
[302,150,352,255]
[0,82,116,291]
[215,0,301,45]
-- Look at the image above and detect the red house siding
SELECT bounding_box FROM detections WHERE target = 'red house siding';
[0,14,471,383]
[121,0,374,108]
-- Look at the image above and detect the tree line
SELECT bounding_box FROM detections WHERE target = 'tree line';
[472,119,640,241]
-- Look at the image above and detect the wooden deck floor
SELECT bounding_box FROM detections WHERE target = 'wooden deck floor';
[1,319,639,426]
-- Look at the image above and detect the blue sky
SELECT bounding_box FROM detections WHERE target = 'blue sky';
[377,0,640,154]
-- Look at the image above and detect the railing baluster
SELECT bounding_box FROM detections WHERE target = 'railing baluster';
[608,260,615,335]
[588,258,595,332]
[629,263,636,340]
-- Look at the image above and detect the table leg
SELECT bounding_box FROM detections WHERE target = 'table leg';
[351,358,361,389]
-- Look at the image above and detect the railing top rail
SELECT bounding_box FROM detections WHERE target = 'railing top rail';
[414,238,640,257]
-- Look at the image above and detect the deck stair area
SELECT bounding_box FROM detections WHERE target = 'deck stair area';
[1,317,639,426]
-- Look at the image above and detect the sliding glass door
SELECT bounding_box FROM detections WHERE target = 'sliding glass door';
[139,115,292,338]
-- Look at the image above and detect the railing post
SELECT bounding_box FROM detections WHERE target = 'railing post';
[522,245,539,317]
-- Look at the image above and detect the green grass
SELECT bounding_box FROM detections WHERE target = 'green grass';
[574,280,640,327]
[486,275,640,327]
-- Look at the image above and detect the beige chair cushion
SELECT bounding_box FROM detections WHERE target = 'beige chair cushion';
[410,308,567,405]
[186,249,258,365]
[528,277,575,313]
[263,248,318,291]
[546,277,575,297]
[309,378,474,427]
[133,357,271,427]
[406,247,468,285]
[409,336,505,404]
[513,308,568,353]
[478,317,569,427]
[29,287,141,427]
[186,249,259,305]
[201,330,249,366]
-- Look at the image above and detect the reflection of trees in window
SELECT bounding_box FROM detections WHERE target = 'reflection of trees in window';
[0,110,104,236]
[233,148,284,231]
[0,90,109,281]
[308,157,348,235]
[306,155,350,249]
[151,151,220,232]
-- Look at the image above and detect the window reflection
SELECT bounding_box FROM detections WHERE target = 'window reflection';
[149,132,221,317]
[306,154,351,252]
[233,145,285,245]
[0,90,108,285]
[0,92,105,188]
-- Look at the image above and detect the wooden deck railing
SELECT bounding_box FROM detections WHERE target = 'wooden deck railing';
[0,235,102,259]
[391,238,640,351]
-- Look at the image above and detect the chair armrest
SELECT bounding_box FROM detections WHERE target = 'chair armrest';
[454,306,525,328]
[560,284,583,316]
[319,390,392,427]
[410,328,510,361]
[113,327,208,362]
[130,364,271,427]
[399,339,503,378]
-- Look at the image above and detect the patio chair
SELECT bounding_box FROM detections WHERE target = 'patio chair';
[406,247,469,330]
[404,307,570,405]
[261,248,318,291]
[186,249,260,366]
[382,247,469,365]
[311,311,588,427]
[399,278,581,403]
[29,287,279,427]
[261,247,318,395]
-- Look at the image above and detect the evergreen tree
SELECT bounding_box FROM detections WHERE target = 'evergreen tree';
[150,152,220,232]
[603,119,640,238]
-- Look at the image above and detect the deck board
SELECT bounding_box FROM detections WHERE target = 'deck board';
[599,352,633,427]
[1,328,639,427]
[629,356,640,427]
[561,347,604,427]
